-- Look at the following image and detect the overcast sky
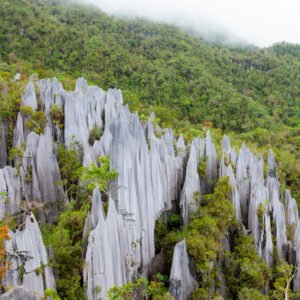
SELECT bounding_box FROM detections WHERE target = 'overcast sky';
[84,0,300,47]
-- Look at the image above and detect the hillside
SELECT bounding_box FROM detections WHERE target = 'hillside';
[0,0,300,299]
[1,0,300,203]
[0,0,300,131]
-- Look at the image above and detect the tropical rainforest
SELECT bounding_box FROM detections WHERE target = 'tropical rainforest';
[0,0,299,299]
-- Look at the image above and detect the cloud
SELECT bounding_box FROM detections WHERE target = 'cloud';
[83,0,300,47]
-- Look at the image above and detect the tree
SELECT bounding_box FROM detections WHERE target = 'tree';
[79,156,118,195]
[107,277,173,300]
[272,262,294,300]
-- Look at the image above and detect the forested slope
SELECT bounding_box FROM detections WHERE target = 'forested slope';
[1,0,299,205]
[0,0,300,299]
[0,0,300,131]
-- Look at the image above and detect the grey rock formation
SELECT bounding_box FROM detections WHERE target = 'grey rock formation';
[0,287,38,300]
[169,240,197,300]
[3,77,300,298]
[21,81,37,110]
[266,150,287,258]
[0,121,7,167]
[248,179,273,266]
[180,140,201,225]
[204,131,218,192]
[81,82,183,298]
[13,113,24,148]
[3,213,55,298]
[65,79,106,147]
[236,143,252,224]
[0,166,22,219]
[84,198,130,300]
[220,136,241,221]
[22,129,64,220]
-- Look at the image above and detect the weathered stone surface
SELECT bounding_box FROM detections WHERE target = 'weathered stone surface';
[266,150,287,258]
[169,240,197,300]
[3,77,300,298]
[0,121,7,167]
[0,287,38,300]
[84,198,131,300]
[236,143,252,223]
[0,167,22,219]
[13,113,24,148]
[82,83,182,299]
[248,180,273,266]
[3,213,55,298]
[64,79,106,147]
[220,136,241,221]
[180,140,201,225]
[22,129,64,220]
[21,81,37,110]
[204,131,218,192]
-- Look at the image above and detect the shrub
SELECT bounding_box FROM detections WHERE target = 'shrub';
[50,104,64,129]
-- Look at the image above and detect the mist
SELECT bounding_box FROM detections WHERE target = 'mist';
[83,0,300,47]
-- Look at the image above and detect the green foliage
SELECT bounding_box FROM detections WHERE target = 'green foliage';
[20,105,33,117]
[0,0,299,205]
[271,261,294,300]
[34,264,45,275]
[88,127,102,145]
[238,288,269,300]
[1,0,300,298]
[21,106,46,134]
[42,201,89,300]
[257,203,265,230]
[107,277,172,300]
[8,147,24,168]
[44,289,61,300]
[224,234,271,298]
[198,156,208,178]
[1,0,300,134]
[50,104,64,128]
[162,177,237,289]
[286,223,296,242]
[154,220,168,253]
[167,214,181,230]
[161,230,186,267]
[79,156,118,193]
[56,143,81,199]
[191,288,211,300]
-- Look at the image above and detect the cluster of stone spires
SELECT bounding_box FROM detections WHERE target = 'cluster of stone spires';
[0,78,299,299]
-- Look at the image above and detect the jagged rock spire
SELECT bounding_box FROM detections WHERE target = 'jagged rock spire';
[3,213,55,298]
[169,240,197,300]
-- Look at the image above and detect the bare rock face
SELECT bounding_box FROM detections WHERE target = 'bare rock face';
[266,150,287,258]
[180,140,201,225]
[84,197,130,300]
[21,81,37,110]
[22,129,65,221]
[83,92,183,298]
[38,78,66,143]
[0,121,7,167]
[0,166,22,219]
[65,78,106,147]
[284,190,300,290]
[3,77,300,298]
[3,213,55,298]
[204,131,218,193]
[13,113,24,148]
[236,143,253,223]
[169,240,197,300]
[248,179,273,266]
[0,287,38,300]
[220,135,241,221]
